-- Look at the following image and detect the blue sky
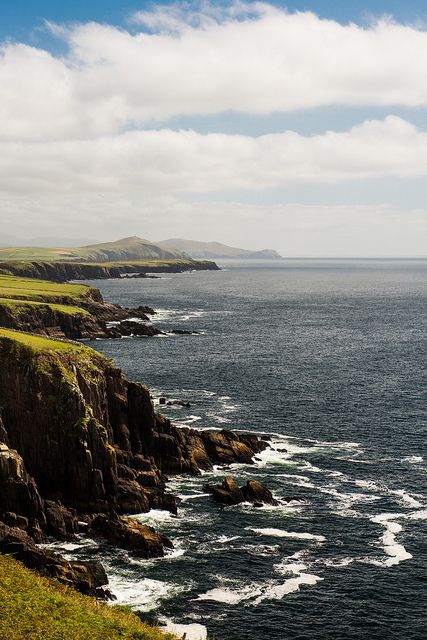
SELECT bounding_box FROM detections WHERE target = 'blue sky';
[0,1,426,255]
[1,1,427,40]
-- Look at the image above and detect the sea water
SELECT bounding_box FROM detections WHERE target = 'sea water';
[52,260,427,640]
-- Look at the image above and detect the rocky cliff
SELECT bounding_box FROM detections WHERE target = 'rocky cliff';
[0,331,267,595]
[0,259,219,282]
[0,301,161,340]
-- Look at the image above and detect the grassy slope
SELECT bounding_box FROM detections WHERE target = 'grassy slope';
[0,275,93,320]
[0,328,93,354]
[0,298,90,316]
[0,237,186,263]
[0,555,177,640]
[0,275,91,302]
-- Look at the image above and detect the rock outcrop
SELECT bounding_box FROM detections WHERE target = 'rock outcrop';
[88,515,173,558]
[205,476,278,506]
[0,298,161,341]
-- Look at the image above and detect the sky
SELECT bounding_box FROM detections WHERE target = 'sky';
[1,1,427,256]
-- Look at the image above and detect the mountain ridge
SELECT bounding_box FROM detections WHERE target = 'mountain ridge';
[157,238,283,259]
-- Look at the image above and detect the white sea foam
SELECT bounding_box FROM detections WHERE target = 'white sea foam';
[370,513,413,567]
[247,527,326,542]
[108,575,185,611]
[390,489,423,508]
[134,509,176,525]
[354,479,382,492]
[401,455,424,464]
[253,573,323,603]
[216,535,241,543]
[162,621,208,640]
[405,508,427,520]
[196,586,257,604]
[177,492,211,502]
[174,415,202,426]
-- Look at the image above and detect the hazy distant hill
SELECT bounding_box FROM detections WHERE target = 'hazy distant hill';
[158,238,282,259]
[0,236,187,262]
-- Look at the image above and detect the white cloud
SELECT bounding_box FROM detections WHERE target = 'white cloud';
[2,4,427,140]
[0,116,426,193]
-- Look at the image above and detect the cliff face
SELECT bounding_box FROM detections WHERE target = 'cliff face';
[0,259,219,282]
[0,332,267,581]
[0,302,161,340]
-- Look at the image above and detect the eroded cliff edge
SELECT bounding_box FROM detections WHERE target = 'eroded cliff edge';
[0,259,219,282]
[0,330,267,596]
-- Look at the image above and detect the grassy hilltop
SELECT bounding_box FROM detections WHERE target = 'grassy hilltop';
[0,236,186,263]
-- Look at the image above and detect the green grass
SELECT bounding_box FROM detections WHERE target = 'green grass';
[0,274,91,303]
[0,328,89,353]
[0,297,89,316]
[0,275,94,322]
[0,554,177,640]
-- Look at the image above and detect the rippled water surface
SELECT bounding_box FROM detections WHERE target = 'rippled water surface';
[58,260,426,639]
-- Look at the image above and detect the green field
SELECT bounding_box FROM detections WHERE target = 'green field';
[0,554,176,640]
[0,275,91,302]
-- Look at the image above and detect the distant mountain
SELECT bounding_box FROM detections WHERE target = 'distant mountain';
[78,236,186,261]
[0,236,187,262]
[157,238,283,260]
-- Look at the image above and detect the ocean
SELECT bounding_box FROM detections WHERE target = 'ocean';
[52,259,427,640]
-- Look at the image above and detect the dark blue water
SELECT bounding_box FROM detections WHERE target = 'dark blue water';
[54,260,427,640]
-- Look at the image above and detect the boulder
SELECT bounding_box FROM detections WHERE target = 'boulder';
[88,514,173,558]
[205,476,245,505]
[206,476,277,506]
[241,480,278,506]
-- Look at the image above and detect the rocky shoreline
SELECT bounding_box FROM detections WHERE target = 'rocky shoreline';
[0,329,269,600]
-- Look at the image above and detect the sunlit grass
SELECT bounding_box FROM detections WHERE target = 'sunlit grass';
[0,554,177,640]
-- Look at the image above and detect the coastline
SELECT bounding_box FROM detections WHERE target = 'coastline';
[0,259,220,282]
[0,266,271,639]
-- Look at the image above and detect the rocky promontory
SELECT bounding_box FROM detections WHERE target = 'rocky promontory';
[0,273,168,340]
[0,329,268,595]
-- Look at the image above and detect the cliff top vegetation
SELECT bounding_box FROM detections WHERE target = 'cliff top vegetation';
[0,554,177,640]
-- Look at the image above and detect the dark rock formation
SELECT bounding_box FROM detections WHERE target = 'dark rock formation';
[106,320,164,338]
[242,479,278,505]
[206,476,245,505]
[88,514,173,558]
[205,476,278,506]
[0,521,110,598]
[0,298,161,341]
[0,333,268,593]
